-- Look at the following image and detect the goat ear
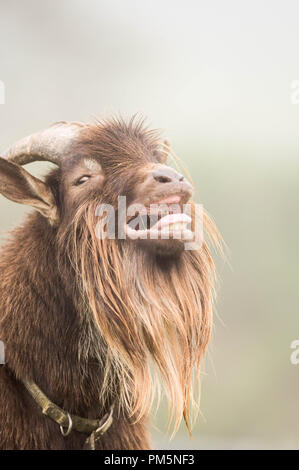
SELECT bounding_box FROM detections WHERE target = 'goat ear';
[0,157,59,225]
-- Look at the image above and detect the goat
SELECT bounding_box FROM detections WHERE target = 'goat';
[0,117,219,449]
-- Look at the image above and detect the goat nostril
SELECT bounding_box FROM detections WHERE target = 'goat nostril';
[153,175,172,184]
[152,168,185,184]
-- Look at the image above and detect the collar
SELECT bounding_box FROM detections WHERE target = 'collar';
[22,378,114,449]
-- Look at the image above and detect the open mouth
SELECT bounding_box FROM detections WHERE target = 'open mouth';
[125,195,194,241]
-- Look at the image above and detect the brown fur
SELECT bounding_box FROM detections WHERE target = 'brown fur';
[0,117,219,449]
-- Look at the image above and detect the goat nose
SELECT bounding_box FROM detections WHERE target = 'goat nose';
[152,167,185,184]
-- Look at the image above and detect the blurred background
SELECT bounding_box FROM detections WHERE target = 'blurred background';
[0,0,298,449]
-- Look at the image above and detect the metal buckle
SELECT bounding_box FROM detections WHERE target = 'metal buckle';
[85,404,115,450]
[94,403,115,438]
[60,412,73,437]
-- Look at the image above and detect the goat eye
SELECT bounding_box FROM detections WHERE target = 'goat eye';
[75,175,91,186]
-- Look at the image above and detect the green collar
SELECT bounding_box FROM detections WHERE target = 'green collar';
[22,378,114,449]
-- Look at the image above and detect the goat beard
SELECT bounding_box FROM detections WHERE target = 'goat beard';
[59,198,219,434]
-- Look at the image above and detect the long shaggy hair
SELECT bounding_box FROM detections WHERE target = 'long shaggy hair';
[58,190,219,434]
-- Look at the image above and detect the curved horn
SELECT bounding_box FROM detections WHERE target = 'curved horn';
[2,121,86,166]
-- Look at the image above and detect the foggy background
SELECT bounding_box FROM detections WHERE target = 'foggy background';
[0,0,298,449]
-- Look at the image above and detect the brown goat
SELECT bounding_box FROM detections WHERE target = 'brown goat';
[0,117,219,450]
